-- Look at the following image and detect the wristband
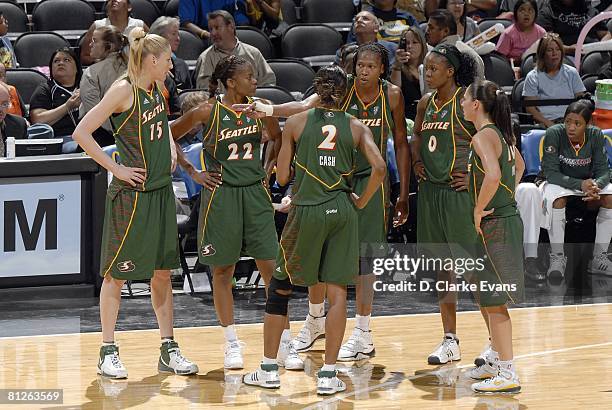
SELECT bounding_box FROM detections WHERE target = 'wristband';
[254,100,274,116]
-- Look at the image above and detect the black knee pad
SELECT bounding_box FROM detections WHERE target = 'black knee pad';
[265,276,292,316]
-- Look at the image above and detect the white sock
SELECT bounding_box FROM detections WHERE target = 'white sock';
[102,341,115,346]
[309,302,325,317]
[321,363,335,372]
[548,208,566,255]
[498,359,515,375]
[444,332,458,341]
[262,356,277,366]
[594,207,612,256]
[161,337,174,344]
[356,314,371,332]
[223,325,238,343]
[281,329,291,343]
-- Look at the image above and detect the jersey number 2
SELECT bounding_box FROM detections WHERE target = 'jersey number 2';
[318,125,337,150]
[228,142,254,160]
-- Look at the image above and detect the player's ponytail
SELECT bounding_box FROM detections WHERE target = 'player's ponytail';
[564,99,595,124]
[127,27,170,84]
[468,80,515,146]
[313,65,348,108]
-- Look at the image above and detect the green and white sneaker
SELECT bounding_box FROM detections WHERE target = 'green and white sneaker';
[97,344,128,379]
[158,340,199,375]
[243,364,281,389]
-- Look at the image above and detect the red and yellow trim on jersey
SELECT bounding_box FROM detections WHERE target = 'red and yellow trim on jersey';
[103,191,140,277]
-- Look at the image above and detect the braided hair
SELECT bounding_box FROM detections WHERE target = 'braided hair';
[209,55,250,97]
[352,42,390,80]
[313,65,348,108]
[431,44,477,87]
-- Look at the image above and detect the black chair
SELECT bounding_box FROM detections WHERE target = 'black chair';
[483,53,515,87]
[268,58,315,94]
[32,0,95,31]
[580,51,610,76]
[236,26,274,59]
[302,0,355,31]
[129,0,161,27]
[0,2,29,33]
[163,0,179,17]
[14,32,70,68]
[510,77,530,124]
[581,73,598,95]
[255,86,295,104]
[6,69,48,103]
[177,29,207,62]
[521,53,575,78]
[281,24,343,64]
[280,0,299,25]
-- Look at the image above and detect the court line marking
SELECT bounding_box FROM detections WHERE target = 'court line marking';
[304,340,612,409]
[0,302,610,340]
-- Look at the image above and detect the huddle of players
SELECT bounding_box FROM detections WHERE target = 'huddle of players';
[74,28,524,397]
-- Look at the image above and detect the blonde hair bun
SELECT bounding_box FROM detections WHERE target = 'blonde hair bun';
[128,27,146,47]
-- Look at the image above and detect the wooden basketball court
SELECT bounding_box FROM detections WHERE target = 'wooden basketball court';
[1,303,611,409]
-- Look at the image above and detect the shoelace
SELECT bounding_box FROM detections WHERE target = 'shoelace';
[171,349,191,366]
[110,352,123,368]
[225,341,245,358]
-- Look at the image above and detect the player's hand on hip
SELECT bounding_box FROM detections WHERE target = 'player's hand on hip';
[193,171,222,191]
[351,192,366,209]
[113,165,147,187]
[393,199,409,227]
[413,160,427,181]
[450,171,469,191]
[474,208,494,236]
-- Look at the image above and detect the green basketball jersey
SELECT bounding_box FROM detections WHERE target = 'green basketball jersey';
[341,76,394,176]
[292,108,356,206]
[469,125,518,218]
[201,97,266,187]
[110,83,172,191]
[420,87,476,185]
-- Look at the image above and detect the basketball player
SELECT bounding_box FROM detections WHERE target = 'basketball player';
[73,28,198,378]
[461,80,525,393]
[412,44,491,365]
[236,43,410,361]
[170,55,303,371]
[242,65,386,395]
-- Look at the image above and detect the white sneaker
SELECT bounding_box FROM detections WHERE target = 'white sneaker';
[427,337,461,365]
[547,253,567,279]
[338,328,375,361]
[277,340,304,370]
[590,253,612,276]
[471,370,521,394]
[468,361,498,380]
[243,364,281,389]
[474,343,492,367]
[158,340,199,375]
[224,340,245,369]
[97,344,128,379]
[292,314,325,352]
[317,370,347,395]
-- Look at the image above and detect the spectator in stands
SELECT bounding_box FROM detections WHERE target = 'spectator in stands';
[391,26,426,119]
[195,10,275,91]
[352,0,419,43]
[464,0,497,19]
[79,26,128,147]
[0,82,27,157]
[439,0,480,41]
[179,0,249,40]
[498,0,544,18]
[396,0,426,21]
[81,0,148,66]
[178,91,208,147]
[245,0,282,36]
[522,33,586,128]
[496,0,546,63]
[335,11,398,67]
[0,12,16,69]
[149,17,193,90]
[425,9,484,80]
[0,64,25,117]
[30,47,82,153]
[536,0,607,56]
[540,100,612,278]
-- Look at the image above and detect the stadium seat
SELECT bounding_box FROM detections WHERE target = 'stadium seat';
[478,19,512,44]
[163,0,179,17]
[14,32,70,68]
[236,26,275,59]
[302,0,355,31]
[280,0,299,25]
[177,29,207,62]
[521,53,574,78]
[482,53,515,87]
[267,58,316,94]
[0,2,29,33]
[521,129,545,176]
[581,73,598,95]
[580,51,610,76]
[281,24,343,65]
[6,69,48,104]
[601,129,612,167]
[102,144,121,164]
[129,0,161,27]
[32,0,95,31]
[255,86,295,104]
